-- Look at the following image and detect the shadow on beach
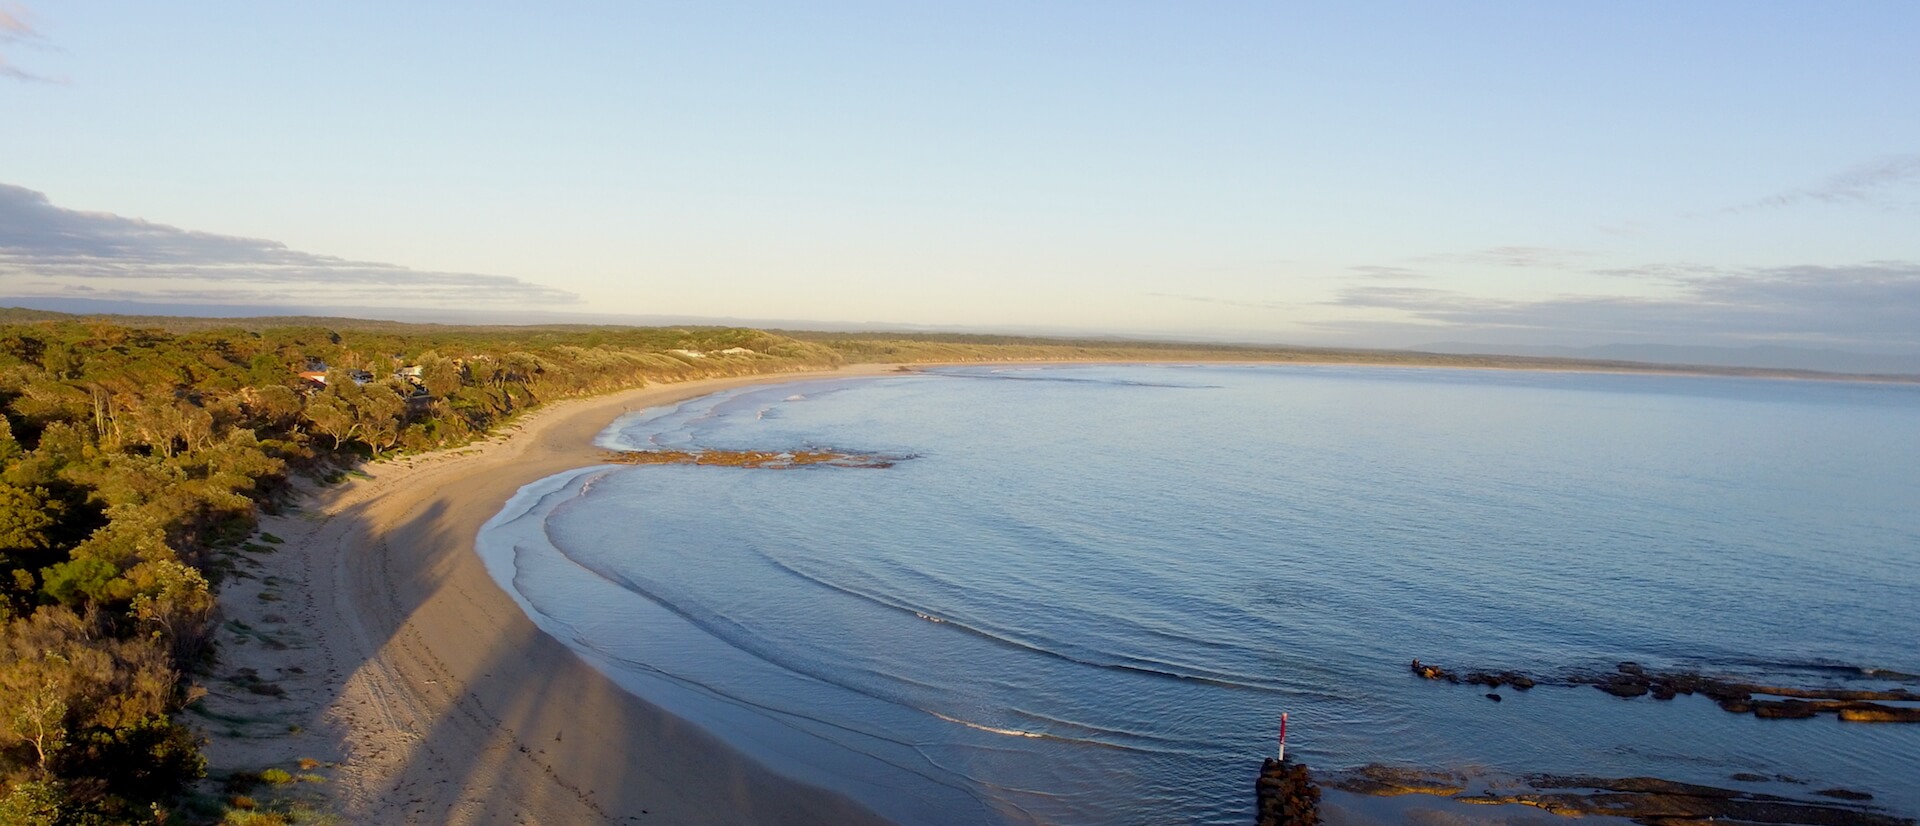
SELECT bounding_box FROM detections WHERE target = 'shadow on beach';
[199,377,900,825]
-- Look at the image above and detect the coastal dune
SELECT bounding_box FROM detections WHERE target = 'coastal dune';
[225,367,897,824]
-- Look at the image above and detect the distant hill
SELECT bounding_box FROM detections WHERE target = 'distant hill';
[1416,342,1920,376]
[9,297,1918,380]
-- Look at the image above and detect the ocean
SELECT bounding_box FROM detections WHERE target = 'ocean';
[477,364,1920,824]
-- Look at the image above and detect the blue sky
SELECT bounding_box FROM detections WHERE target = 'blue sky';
[3,2,1918,351]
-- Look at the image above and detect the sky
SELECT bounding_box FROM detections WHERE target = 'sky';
[3,2,1918,352]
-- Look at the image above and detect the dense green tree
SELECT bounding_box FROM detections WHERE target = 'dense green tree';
[301,394,358,450]
[39,342,79,381]
[0,778,62,825]
[38,558,118,607]
[354,382,410,454]
[0,484,56,556]
[0,418,22,466]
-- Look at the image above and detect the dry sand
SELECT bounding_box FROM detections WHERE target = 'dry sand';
[199,366,899,825]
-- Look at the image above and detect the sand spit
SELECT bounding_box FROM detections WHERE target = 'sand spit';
[198,366,897,825]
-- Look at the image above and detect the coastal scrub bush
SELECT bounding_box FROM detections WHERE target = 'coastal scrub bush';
[0,779,63,826]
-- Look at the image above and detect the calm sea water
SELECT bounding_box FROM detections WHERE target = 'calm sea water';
[477,364,1920,824]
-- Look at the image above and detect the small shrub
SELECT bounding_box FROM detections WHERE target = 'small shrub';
[260,768,294,785]
[285,805,340,825]
[224,809,290,826]
[0,780,64,826]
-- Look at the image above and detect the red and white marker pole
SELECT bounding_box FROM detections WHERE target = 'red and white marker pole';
[1277,712,1289,762]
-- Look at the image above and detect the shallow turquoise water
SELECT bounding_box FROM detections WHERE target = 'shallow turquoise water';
[479,364,1920,824]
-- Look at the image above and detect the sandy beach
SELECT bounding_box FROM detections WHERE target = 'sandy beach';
[200,365,899,825]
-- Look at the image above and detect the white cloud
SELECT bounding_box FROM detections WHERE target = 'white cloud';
[1322,261,1920,351]
[0,183,579,307]
[1733,154,1920,212]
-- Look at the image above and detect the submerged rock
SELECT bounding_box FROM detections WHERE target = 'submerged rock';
[1407,657,1920,724]
[1325,765,1913,826]
[1752,699,1820,719]
[1465,670,1536,690]
[1323,764,1465,797]
[1595,675,1651,698]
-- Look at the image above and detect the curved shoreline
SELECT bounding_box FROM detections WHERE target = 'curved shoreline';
[198,359,1918,824]
[214,365,898,825]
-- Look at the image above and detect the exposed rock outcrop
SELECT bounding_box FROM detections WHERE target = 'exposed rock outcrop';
[1408,659,1534,690]
[1254,758,1321,826]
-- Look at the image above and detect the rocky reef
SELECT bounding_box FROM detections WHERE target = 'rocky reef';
[1324,764,1912,826]
[1409,659,1920,722]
